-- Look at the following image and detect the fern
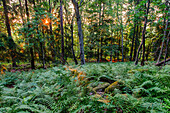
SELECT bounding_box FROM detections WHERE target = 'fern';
[0,62,169,112]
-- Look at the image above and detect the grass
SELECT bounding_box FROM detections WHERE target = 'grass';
[0,62,169,112]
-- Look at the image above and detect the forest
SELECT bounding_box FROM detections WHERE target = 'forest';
[0,0,170,112]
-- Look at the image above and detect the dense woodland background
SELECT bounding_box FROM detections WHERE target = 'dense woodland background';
[0,0,169,68]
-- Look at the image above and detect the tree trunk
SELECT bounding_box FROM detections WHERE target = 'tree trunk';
[133,0,140,61]
[116,3,120,61]
[133,21,138,61]
[72,0,85,65]
[135,0,150,66]
[141,0,150,66]
[41,28,46,69]
[97,3,102,62]
[130,2,137,61]
[117,31,120,61]
[120,4,124,62]
[110,28,113,62]
[60,0,65,65]
[25,0,35,69]
[145,40,153,61]
[71,13,78,65]
[100,3,105,61]
[164,31,170,65]
[2,0,17,67]
[130,25,135,61]
[155,58,170,66]
[49,0,56,63]
[157,0,169,64]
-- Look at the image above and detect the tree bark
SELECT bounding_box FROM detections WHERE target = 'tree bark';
[116,3,120,61]
[25,0,35,69]
[135,0,150,65]
[2,0,17,67]
[100,3,104,61]
[164,31,170,65]
[71,13,78,65]
[120,4,124,62]
[157,0,169,64]
[49,0,56,63]
[72,0,85,65]
[130,0,138,61]
[97,3,102,62]
[133,21,138,61]
[60,0,65,65]
[41,28,46,69]
[133,0,140,61]
[117,31,120,61]
[141,0,150,66]
[155,58,170,66]
[130,24,135,61]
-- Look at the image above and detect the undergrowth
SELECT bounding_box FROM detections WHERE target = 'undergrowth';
[0,62,169,113]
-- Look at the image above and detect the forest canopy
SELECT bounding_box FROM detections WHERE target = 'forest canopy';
[0,0,169,67]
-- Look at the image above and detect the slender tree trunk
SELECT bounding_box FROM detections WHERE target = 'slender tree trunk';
[145,40,153,61]
[133,0,140,61]
[157,0,169,64]
[116,3,120,61]
[49,0,56,63]
[109,0,114,62]
[120,4,124,62]
[40,42,45,68]
[130,28,135,61]
[71,13,78,65]
[3,0,17,67]
[157,20,169,63]
[135,0,150,65]
[25,0,35,69]
[60,0,65,64]
[164,31,170,65]
[141,0,151,65]
[100,3,105,61]
[110,27,114,62]
[72,0,85,65]
[130,11,136,61]
[154,45,160,61]
[133,22,138,61]
[97,3,102,62]
[41,28,46,69]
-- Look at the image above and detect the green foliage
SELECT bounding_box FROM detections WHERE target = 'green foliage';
[0,62,169,112]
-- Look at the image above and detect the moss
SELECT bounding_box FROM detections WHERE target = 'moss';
[93,82,110,92]
[105,81,119,93]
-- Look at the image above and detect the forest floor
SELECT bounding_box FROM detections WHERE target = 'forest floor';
[0,62,170,112]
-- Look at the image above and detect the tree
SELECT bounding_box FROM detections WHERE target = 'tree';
[49,0,56,63]
[135,0,150,66]
[71,13,78,65]
[133,0,140,61]
[130,0,138,61]
[72,0,85,65]
[120,2,124,62]
[157,0,169,64]
[2,0,17,67]
[60,0,65,65]
[25,0,35,69]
